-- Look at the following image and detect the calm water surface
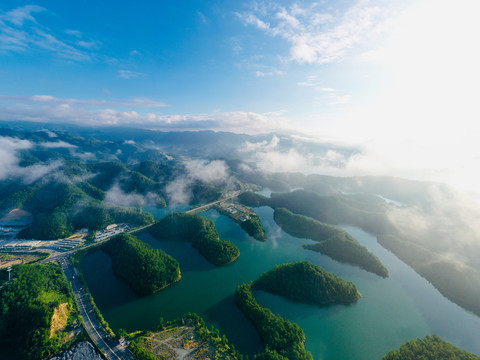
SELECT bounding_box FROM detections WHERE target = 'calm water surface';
[82,206,480,359]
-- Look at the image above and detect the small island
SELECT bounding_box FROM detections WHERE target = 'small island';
[274,208,389,278]
[235,282,313,360]
[382,335,480,360]
[235,261,362,359]
[253,261,361,305]
[216,202,267,241]
[149,212,240,265]
[104,233,180,295]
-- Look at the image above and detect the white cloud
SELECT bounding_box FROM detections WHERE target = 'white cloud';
[0,94,167,108]
[39,141,77,149]
[76,40,101,49]
[165,160,230,204]
[255,69,285,77]
[118,70,145,79]
[0,95,293,134]
[185,160,229,184]
[237,0,403,64]
[40,129,57,137]
[165,178,191,205]
[0,136,62,183]
[0,5,93,61]
[197,11,207,23]
[104,183,145,207]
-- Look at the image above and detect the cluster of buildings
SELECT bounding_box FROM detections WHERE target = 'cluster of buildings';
[0,223,132,252]
[94,223,130,242]
[221,203,251,222]
[0,240,44,250]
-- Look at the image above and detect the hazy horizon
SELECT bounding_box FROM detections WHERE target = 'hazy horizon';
[1,0,479,192]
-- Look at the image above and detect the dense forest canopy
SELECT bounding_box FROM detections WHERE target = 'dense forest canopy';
[383,335,480,360]
[0,263,76,360]
[150,212,240,265]
[103,233,180,295]
[240,215,267,242]
[253,261,360,305]
[235,282,312,360]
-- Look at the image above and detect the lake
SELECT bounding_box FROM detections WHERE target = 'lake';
[82,206,480,359]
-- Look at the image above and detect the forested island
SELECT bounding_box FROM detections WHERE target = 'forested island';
[235,261,361,359]
[237,192,389,277]
[235,282,312,360]
[150,212,240,265]
[274,208,389,277]
[240,215,267,242]
[0,264,79,360]
[382,335,480,360]
[238,188,480,318]
[215,203,267,242]
[103,233,180,295]
[253,261,361,305]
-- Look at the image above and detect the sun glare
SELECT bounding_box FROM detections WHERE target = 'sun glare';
[324,0,480,192]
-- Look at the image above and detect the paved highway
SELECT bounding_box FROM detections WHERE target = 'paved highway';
[59,256,134,360]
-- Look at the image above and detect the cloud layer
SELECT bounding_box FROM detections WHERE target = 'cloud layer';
[0,136,62,184]
[0,95,291,134]
[165,160,230,204]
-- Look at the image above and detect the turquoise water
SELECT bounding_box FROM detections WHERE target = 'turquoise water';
[82,206,480,359]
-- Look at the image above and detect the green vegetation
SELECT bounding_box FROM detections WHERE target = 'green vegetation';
[238,191,269,208]
[0,251,49,266]
[239,189,480,318]
[9,178,154,240]
[128,313,244,360]
[378,234,480,317]
[273,208,388,277]
[235,282,312,360]
[240,215,267,242]
[0,264,79,360]
[215,203,267,242]
[103,233,180,295]
[253,261,360,305]
[382,335,480,360]
[150,213,240,265]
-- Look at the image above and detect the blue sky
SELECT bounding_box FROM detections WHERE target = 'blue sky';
[0,0,400,132]
[1,0,480,190]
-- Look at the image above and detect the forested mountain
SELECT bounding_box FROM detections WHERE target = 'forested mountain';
[0,128,234,240]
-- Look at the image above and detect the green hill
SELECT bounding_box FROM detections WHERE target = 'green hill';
[104,233,180,295]
[383,335,480,360]
[0,263,78,360]
[253,261,361,305]
[150,213,240,265]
